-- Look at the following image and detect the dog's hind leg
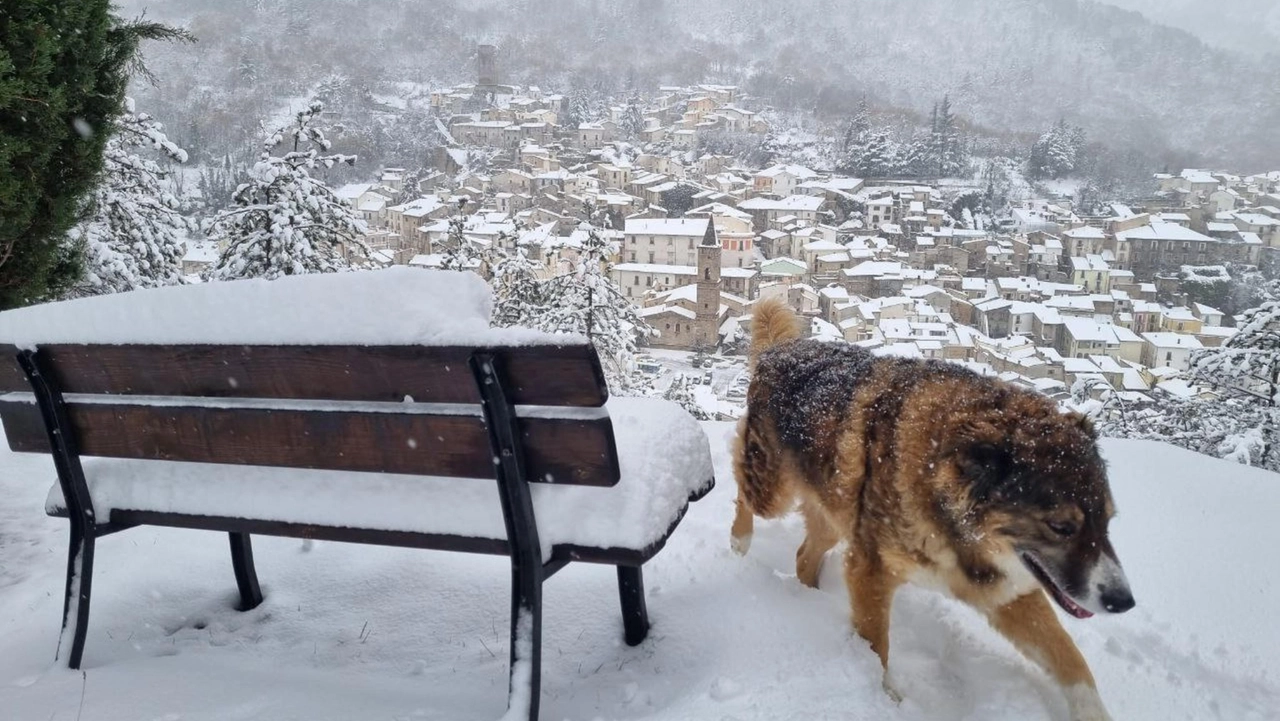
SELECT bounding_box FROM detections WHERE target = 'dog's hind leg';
[844,544,902,688]
[795,498,838,588]
[988,591,1110,721]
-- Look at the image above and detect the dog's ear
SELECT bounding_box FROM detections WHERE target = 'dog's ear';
[1070,412,1097,439]
[949,420,1013,500]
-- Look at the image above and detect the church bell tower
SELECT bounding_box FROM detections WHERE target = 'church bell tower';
[694,218,722,350]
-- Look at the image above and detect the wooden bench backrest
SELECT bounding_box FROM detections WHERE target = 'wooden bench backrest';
[0,344,620,486]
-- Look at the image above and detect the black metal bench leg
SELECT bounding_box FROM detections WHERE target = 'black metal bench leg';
[508,568,543,721]
[58,525,96,670]
[229,532,264,611]
[616,565,650,646]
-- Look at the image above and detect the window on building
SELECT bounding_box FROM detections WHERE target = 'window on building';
[705,267,711,280]
[1166,351,1172,362]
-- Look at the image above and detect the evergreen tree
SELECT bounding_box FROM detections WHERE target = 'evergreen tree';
[394,168,424,204]
[206,101,370,281]
[660,184,699,217]
[896,131,930,176]
[495,225,650,392]
[562,86,598,129]
[438,201,486,274]
[0,4,190,308]
[1089,394,1278,472]
[929,95,966,177]
[1190,300,1280,406]
[859,128,895,177]
[927,101,942,175]
[491,246,545,328]
[838,97,872,173]
[620,98,645,140]
[542,226,651,392]
[68,97,190,297]
[662,373,712,420]
[1029,119,1084,179]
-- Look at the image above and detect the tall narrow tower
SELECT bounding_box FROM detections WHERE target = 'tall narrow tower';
[694,218,722,350]
[477,44,498,88]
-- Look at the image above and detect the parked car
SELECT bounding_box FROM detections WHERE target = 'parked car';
[637,360,662,375]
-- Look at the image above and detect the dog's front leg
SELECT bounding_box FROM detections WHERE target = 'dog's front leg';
[988,591,1112,721]
[844,545,902,699]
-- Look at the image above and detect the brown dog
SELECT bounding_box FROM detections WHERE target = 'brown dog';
[732,298,1134,721]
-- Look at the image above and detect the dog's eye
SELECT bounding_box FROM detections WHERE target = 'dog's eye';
[1046,520,1078,538]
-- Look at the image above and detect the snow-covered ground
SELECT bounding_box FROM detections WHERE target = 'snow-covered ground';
[2,427,1278,720]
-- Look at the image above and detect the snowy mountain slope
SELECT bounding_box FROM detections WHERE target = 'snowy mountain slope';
[670,0,1279,169]
[1,425,1278,720]
[1099,0,1280,58]
[121,0,1279,170]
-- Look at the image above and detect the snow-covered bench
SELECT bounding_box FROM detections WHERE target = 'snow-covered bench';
[0,269,715,721]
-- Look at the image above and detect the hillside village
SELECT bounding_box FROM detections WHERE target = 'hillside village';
[181,72,1280,417]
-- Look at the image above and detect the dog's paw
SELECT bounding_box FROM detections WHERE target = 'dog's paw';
[1064,684,1113,721]
[881,674,904,705]
[730,533,752,556]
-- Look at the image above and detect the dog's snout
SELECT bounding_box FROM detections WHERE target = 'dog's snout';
[1099,587,1134,613]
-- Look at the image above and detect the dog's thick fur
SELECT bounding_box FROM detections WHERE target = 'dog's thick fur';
[732,299,1134,721]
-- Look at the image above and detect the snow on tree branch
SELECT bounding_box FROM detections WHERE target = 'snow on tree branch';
[205,100,370,281]
[67,97,190,297]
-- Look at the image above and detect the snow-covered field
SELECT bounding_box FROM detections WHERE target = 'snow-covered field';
[2,426,1278,720]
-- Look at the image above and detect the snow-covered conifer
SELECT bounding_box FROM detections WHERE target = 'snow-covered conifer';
[499,225,651,392]
[859,128,895,178]
[206,101,370,281]
[491,246,545,328]
[68,97,190,297]
[896,132,930,176]
[438,202,489,275]
[620,98,645,140]
[1029,119,1084,179]
[1091,394,1277,472]
[1190,300,1280,406]
[662,373,712,420]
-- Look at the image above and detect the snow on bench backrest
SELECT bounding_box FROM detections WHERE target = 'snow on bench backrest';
[0,269,620,487]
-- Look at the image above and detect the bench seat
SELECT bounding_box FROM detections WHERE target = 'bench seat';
[46,397,714,561]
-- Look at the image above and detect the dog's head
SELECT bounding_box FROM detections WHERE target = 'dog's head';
[949,411,1134,619]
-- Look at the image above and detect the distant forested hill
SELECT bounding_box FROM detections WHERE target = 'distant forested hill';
[120,0,1280,170]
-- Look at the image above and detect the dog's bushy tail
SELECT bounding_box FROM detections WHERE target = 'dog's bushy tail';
[750,297,803,363]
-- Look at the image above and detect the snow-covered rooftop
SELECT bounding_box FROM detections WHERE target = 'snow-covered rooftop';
[624,218,710,237]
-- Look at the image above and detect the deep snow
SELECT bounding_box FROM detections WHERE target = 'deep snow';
[0,268,577,347]
[1,426,1278,720]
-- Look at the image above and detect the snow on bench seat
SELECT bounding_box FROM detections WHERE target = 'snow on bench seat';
[45,397,713,557]
[0,267,576,347]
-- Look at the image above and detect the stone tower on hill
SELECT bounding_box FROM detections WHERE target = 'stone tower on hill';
[477,44,498,87]
[694,218,722,350]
